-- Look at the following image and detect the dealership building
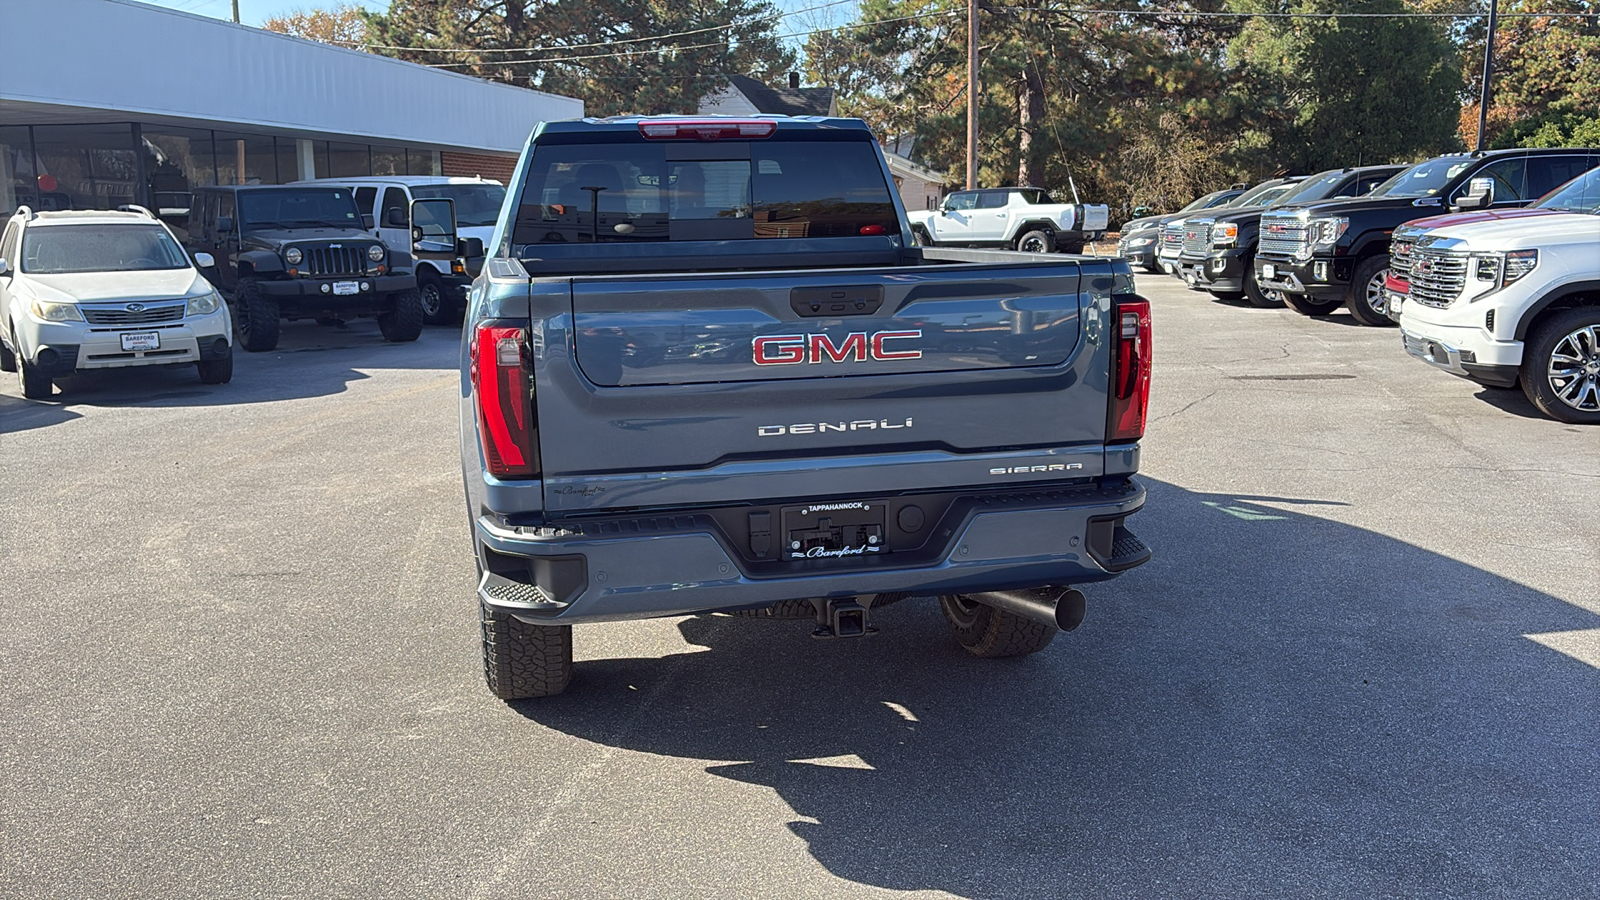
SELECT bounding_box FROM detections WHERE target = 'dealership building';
[0,0,583,217]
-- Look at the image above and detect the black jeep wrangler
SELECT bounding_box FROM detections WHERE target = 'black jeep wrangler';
[185,186,423,351]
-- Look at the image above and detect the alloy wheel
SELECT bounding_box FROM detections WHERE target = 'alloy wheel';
[1019,236,1048,253]
[1548,324,1600,412]
[1366,270,1388,316]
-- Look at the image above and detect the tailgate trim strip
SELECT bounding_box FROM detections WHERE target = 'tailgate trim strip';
[542,445,1105,513]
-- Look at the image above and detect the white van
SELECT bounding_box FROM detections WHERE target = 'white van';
[295,176,505,324]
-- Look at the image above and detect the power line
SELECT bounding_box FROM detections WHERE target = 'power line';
[424,8,962,69]
[350,0,860,54]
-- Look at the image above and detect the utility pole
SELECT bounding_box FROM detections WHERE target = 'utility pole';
[231,0,241,24]
[1475,0,1499,152]
[966,0,978,189]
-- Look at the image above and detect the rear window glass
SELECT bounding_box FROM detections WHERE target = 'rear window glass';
[510,139,897,247]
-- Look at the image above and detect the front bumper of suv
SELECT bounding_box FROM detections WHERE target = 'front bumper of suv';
[255,273,416,301]
[22,310,230,374]
[1254,254,1351,300]
[474,480,1150,625]
[1191,248,1249,293]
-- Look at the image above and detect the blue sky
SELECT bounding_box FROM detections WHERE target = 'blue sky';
[132,0,853,30]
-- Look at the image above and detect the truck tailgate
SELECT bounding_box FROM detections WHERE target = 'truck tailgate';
[533,259,1118,513]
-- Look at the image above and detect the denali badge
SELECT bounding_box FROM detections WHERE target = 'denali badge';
[753,330,922,366]
[759,418,913,437]
[990,463,1084,475]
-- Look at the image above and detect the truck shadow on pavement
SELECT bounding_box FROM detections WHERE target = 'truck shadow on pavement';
[4,321,458,415]
[515,478,1600,898]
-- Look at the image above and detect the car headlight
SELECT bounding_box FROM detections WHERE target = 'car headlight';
[1128,236,1154,247]
[185,290,223,316]
[30,298,83,322]
[1303,216,1350,258]
[1469,249,1537,300]
[1213,223,1238,247]
[368,244,386,262]
[284,247,303,265]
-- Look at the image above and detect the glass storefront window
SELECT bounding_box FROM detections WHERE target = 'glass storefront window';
[328,142,370,177]
[0,126,38,215]
[214,132,278,186]
[141,126,215,233]
[31,124,138,211]
[408,149,440,176]
[372,145,406,176]
[276,139,301,184]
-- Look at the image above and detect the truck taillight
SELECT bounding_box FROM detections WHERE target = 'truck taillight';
[1108,299,1152,442]
[638,118,778,140]
[472,324,538,478]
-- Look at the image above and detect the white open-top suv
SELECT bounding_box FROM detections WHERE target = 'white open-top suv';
[0,206,232,400]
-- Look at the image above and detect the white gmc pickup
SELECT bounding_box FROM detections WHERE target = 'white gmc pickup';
[1391,166,1600,424]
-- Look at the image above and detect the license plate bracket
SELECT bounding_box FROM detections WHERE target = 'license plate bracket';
[1262,263,1277,280]
[332,281,360,296]
[782,501,887,560]
[120,331,160,351]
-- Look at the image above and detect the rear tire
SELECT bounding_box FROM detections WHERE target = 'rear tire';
[232,278,280,352]
[1282,291,1343,317]
[1520,307,1600,425]
[1346,256,1396,327]
[480,600,573,699]
[417,271,455,326]
[938,594,1056,658]
[17,354,53,399]
[197,349,233,385]
[1015,229,1055,254]
[378,288,424,343]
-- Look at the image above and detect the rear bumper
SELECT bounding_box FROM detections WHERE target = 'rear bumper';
[475,480,1149,625]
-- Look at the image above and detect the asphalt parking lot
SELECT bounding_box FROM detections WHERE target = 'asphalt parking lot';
[2,274,1598,899]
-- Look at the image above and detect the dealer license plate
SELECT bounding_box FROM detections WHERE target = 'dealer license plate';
[332,281,360,296]
[1262,264,1276,280]
[120,331,160,351]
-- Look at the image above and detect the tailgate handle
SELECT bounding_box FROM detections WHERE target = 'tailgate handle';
[790,285,884,318]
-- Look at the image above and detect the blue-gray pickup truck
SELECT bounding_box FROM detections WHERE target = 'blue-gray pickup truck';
[459,116,1153,698]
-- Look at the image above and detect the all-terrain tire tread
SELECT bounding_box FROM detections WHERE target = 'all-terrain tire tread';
[939,594,1056,658]
[480,601,573,699]
[379,288,425,342]
[235,279,280,352]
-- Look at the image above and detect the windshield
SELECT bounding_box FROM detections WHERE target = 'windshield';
[1176,191,1227,214]
[1370,157,1473,198]
[411,183,508,227]
[1279,170,1348,204]
[1536,166,1600,213]
[238,189,361,229]
[1234,180,1293,207]
[20,224,189,275]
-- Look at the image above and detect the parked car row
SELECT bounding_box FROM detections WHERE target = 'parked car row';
[1,178,485,399]
[1127,146,1600,424]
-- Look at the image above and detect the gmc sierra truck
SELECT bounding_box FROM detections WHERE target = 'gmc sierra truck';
[1256,148,1599,326]
[1186,165,1401,307]
[460,116,1154,699]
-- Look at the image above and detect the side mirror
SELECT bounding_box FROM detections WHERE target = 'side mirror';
[1455,177,1494,211]
[193,252,216,269]
[0,258,10,277]
[386,207,407,227]
[215,216,233,233]
[410,197,457,260]
[361,213,375,230]
[457,237,485,259]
